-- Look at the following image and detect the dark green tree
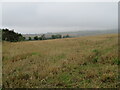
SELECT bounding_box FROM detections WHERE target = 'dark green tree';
[39,37,42,40]
[28,37,32,40]
[52,35,56,39]
[63,34,70,38]
[34,36,39,40]
[41,34,46,40]
[66,34,69,38]
[2,28,25,42]
[51,34,62,39]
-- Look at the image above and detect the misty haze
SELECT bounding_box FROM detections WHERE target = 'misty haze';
[1,2,119,88]
[2,2,118,34]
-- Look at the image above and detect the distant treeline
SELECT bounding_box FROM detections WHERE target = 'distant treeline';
[1,28,70,42]
[31,34,70,41]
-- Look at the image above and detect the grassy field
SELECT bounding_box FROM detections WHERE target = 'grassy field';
[2,34,119,88]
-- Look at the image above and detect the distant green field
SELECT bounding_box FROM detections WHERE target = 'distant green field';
[2,34,119,88]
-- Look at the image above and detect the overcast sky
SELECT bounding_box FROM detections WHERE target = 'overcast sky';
[2,2,118,34]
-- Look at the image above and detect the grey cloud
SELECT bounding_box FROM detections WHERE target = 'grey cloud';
[2,2,118,33]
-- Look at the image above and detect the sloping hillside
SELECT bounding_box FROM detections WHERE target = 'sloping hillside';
[2,34,119,88]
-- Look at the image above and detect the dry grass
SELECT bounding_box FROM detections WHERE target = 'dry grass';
[2,34,119,88]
